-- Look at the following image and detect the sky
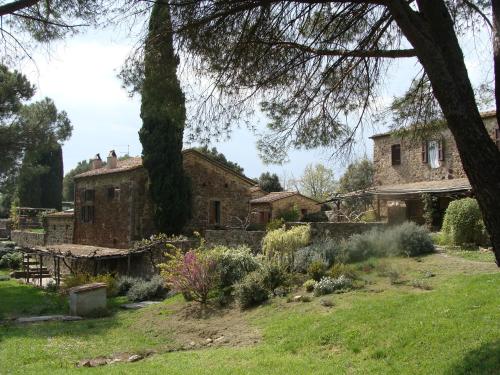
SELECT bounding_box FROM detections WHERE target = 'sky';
[18,21,493,185]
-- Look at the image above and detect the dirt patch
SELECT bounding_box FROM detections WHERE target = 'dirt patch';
[133,301,262,350]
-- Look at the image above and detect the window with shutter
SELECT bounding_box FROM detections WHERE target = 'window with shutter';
[391,144,401,165]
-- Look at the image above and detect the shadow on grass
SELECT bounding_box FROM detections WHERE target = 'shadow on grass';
[445,340,500,375]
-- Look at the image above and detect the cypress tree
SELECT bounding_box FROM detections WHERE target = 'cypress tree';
[139,2,191,234]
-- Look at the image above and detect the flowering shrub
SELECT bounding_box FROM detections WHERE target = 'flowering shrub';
[313,275,353,296]
[162,250,217,304]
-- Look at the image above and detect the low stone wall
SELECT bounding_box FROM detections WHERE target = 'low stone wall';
[11,230,46,247]
[45,214,74,245]
[287,222,387,242]
[205,230,265,254]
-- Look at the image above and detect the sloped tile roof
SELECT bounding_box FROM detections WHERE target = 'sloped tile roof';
[250,191,320,204]
[74,149,256,185]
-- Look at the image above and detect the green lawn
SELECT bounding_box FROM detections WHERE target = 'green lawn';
[0,254,499,374]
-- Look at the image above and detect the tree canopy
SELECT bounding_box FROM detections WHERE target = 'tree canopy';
[194,145,244,174]
[299,163,337,202]
[258,172,283,193]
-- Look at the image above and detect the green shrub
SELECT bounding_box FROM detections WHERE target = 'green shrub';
[208,245,260,289]
[275,204,300,222]
[92,274,118,296]
[390,222,435,257]
[262,225,310,269]
[266,218,285,232]
[0,251,22,269]
[307,260,327,281]
[340,222,434,263]
[313,275,353,296]
[126,275,168,302]
[293,240,342,273]
[328,263,359,280]
[303,279,316,292]
[235,271,269,308]
[116,275,141,296]
[442,198,488,246]
[261,262,288,293]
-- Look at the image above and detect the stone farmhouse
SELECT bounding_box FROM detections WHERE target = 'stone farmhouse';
[71,148,320,249]
[367,111,499,226]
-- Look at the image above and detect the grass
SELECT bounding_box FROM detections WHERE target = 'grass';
[0,254,499,374]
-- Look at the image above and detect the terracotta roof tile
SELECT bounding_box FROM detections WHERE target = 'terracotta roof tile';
[250,191,301,203]
[74,157,142,178]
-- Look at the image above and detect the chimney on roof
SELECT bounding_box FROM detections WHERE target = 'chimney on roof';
[91,153,103,170]
[107,150,117,169]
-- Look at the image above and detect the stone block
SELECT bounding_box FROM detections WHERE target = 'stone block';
[69,283,107,316]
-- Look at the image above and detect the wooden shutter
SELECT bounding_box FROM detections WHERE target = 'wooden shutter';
[438,140,444,161]
[421,142,428,163]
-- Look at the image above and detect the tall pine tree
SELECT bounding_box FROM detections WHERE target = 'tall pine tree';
[140,2,191,234]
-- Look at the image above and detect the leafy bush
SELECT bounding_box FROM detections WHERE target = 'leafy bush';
[261,262,288,293]
[328,263,359,280]
[293,240,341,273]
[266,218,285,232]
[162,250,217,304]
[303,279,316,292]
[262,225,310,269]
[235,271,269,308]
[208,245,260,289]
[275,204,300,222]
[0,251,22,269]
[116,275,141,296]
[307,260,327,281]
[313,275,353,296]
[340,222,434,263]
[127,275,168,302]
[442,198,488,246]
[92,274,118,296]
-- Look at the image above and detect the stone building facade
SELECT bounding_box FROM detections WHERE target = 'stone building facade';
[368,112,499,226]
[250,191,321,225]
[73,149,256,248]
[44,212,74,245]
[371,112,499,186]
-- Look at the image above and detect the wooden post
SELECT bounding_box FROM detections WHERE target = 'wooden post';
[39,254,43,287]
[26,253,30,284]
[376,197,381,221]
[127,254,131,276]
[56,257,61,288]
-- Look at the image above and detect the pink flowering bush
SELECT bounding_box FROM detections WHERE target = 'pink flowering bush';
[162,250,217,304]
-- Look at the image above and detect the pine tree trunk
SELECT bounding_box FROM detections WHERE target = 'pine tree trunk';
[389,0,500,265]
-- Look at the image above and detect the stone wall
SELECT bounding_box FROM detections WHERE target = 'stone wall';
[45,213,74,245]
[271,195,321,219]
[372,116,498,186]
[287,222,387,243]
[205,229,265,254]
[74,168,155,249]
[11,230,46,247]
[183,151,255,232]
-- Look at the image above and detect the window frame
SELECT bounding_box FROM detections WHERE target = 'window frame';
[391,144,401,166]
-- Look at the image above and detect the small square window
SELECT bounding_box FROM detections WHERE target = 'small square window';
[391,144,401,166]
[209,201,221,225]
